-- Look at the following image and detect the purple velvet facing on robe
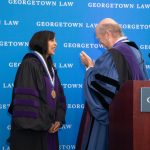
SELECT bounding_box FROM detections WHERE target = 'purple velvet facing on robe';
[44,76,57,110]
[113,42,144,80]
[14,87,39,97]
[13,98,40,108]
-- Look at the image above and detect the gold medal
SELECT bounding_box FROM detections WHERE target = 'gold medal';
[51,89,56,99]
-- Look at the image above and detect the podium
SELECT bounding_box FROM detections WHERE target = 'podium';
[109,81,150,150]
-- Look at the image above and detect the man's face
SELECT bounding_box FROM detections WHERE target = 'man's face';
[96,27,110,49]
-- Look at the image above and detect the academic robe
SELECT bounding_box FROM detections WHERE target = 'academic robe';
[8,53,66,150]
[76,41,148,150]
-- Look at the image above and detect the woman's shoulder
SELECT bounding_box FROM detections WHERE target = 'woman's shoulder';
[20,53,42,70]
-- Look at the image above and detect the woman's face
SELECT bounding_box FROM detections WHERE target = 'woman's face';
[47,38,57,55]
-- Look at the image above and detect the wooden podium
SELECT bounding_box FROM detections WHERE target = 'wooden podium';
[109,81,150,150]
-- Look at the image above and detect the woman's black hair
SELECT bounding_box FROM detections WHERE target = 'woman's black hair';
[29,30,55,68]
[29,30,55,55]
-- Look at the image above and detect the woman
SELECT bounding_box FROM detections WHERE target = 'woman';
[8,31,66,150]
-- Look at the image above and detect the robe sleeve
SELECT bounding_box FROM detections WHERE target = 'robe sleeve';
[55,73,66,124]
[84,52,120,125]
[10,58,54,131]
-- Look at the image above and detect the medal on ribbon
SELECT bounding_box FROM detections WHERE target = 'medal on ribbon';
[51,89,56,99]
[33,52,56,100]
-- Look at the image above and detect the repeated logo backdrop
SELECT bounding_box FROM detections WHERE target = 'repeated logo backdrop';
[0,0,150,149]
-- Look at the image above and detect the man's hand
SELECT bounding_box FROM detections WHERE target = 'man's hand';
[80,51,94,68]
[48,121,61,133]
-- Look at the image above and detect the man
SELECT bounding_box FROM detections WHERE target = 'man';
[76,18,148,150]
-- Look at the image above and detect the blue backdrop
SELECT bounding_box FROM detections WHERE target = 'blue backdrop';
[0,0,150,149]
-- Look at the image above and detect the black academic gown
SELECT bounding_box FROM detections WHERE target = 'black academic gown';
[8,53,66,150]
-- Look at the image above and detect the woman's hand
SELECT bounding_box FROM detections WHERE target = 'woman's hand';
[48,121,61,133]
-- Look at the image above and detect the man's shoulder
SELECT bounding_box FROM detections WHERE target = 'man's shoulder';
[109,48,128,63]
[109,48,123,56]
[97,50,112,60]
[124,41,139,50]
[94,50,114,67]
